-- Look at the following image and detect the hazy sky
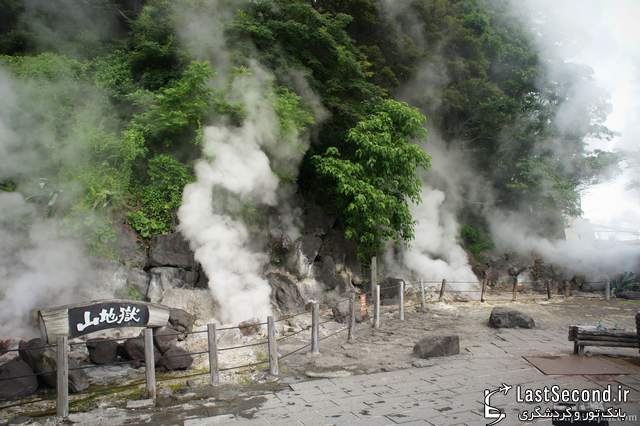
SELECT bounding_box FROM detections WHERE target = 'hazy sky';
[516,0,640,232]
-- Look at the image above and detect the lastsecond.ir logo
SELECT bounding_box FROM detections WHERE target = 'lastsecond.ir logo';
[484,383,512,426]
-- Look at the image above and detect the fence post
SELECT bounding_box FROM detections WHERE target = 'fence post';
[267,316,279,375]
[374,284,380,329]
[398,280,405,320]
[144,328,156,400]
[564,280,571,298]
[420,280,425,312]
[207,323,219,385]
[56,335,68,418]
[348,291,356,342]
[511,278,518,302]
[311,302,320,354]
[370,256,377,299]
[480,278,487,303]
[605,280,611,300]
[546,280,552,300]
[439,279,447,302]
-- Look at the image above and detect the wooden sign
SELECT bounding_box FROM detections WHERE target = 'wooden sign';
[38,299,171,343]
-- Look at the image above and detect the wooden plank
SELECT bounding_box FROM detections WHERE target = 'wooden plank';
[144,328,156,399]
[576,335,637,343]
[348,292,355,343]
[311,303,319,354]
[439,279,446,301]
[420,280,425,312]
[56,335,69,418]
[207,323,219,385]
[267,316,278,376]
[38,300,171,343]
[577,340,638,348]
[398,280,405,321]
[374,285,380,329]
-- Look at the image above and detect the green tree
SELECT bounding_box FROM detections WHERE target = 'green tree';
[313,99,431,260]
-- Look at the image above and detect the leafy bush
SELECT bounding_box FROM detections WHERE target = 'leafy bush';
[460,224,494,262]
[128,154,193,237]
[313,99,430,260]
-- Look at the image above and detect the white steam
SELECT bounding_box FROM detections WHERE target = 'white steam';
[178,65,307,324]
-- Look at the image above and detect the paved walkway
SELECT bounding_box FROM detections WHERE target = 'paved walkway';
[183,327,640,426]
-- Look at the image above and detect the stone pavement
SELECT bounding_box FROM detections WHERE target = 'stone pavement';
[182,308,640,426]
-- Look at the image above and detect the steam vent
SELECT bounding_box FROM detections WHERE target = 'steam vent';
[0,0,638,424]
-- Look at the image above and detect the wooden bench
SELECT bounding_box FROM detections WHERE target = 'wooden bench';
[569,325,638,355]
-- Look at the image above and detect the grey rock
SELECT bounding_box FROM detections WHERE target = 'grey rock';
[489,307,535,328]
[126,398,155,409]
[331,299,351,324]
[116,224,147,268]
[238,320,262,336]
[86,338,118,364]
[122,337,160,367]
[18,338,46,371]
[317,229,362,283]
[68,358,89,393]
[616,290,640,300]
[6,416,34,425]
[268,271,305,313]
[168,308,196,338]
[0,358,38,400]
[146,272,163,303]
[153,326,179,354]
[158,346,193,371]
[149,232,196,269]
[413,335,460,358]
[149,267,198,289]
[18,341,88,392]
[126,268,150,299]
[302,202,335,237]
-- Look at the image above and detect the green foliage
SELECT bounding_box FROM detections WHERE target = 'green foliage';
[610,272,640,295]
[128,154,194,237]
[131,61,214,148]
[128,0,187,90]
[313,99,430,260]
[460,224,494,261]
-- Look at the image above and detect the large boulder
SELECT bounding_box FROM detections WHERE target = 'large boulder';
[86,339,118,365]
[126,268,150,299]
[331,299,351,324]
[115,224,148,269]
[316,229,362,284]
[68,359,90,393]
[158,347,193,371]
[153,326,179,354]
[149,232,196,269]
[268,271,306,313]
[149,267,198,289]
[413,336,460,358]
[168,308,196,338]
[239,319,262,336]
[0,358,39,400]
[315,256,351,291]
[489,307,535,329]
[122,337,161,367]
[19,339,88,392]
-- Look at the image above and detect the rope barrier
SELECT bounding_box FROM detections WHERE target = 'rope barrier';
[279,342,311,360]
[0,395,55,411]
[277,327,309,342]
[217,340,267,352]
[318,327,348,342]
[275,309,308,322]
[0,369,57,382]
[219,360,268,372]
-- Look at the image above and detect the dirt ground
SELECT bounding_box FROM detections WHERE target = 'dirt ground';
[1,293,638,424]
